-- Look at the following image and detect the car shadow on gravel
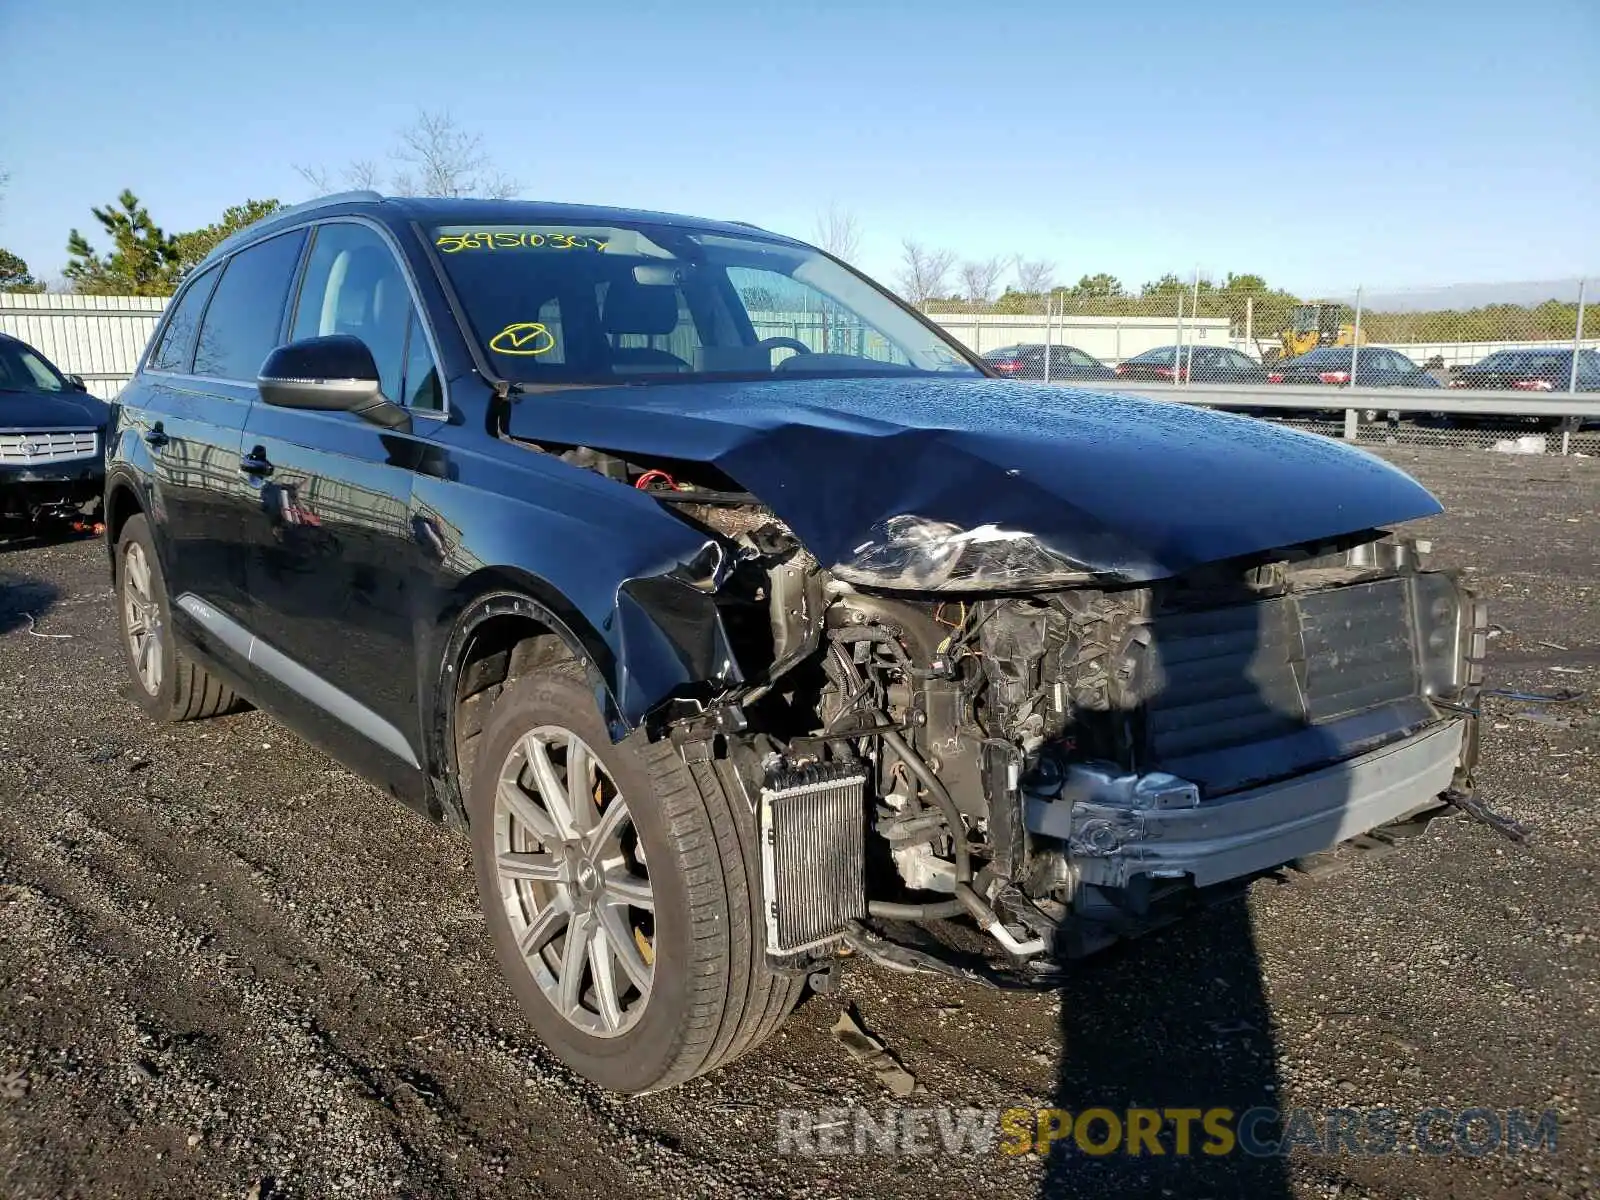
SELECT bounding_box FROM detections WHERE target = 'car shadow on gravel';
[1036,572,1356,1198]
[0,569,60,637]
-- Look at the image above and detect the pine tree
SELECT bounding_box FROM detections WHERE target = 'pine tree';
[0,248,42,292]
[64,190,181,295]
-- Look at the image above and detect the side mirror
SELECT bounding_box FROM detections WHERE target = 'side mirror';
[257,335,410,431]
[66,374,88,392]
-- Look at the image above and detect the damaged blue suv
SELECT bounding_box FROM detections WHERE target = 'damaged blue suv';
[106,192,1486,1093]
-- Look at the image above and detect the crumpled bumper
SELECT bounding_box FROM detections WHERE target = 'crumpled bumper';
[1026,719,1466,889]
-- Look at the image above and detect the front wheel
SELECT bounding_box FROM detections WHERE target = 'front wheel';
[467,667,801,1093]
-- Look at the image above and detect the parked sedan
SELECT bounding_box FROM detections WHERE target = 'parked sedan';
[1444,348,1600,430]
[1268,347,1441,388]
[0,332,109,534]
[983,343,1115,381]
[1114,345,1268,384]
[1448,348,1600,393]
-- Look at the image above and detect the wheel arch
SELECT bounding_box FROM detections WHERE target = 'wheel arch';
[425,568,624,830]
[102,473,147,578]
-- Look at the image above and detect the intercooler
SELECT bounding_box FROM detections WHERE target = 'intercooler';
[759,764,868,954]
[1140,578,1432,795]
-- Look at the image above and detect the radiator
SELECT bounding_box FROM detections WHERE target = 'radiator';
[759,764,867,955]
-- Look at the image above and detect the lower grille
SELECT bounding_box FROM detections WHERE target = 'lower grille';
[760,764,867,954]
[0,430,98,465]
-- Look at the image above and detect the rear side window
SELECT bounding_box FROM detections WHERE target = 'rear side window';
[1128,347,1170,364]
[149,267,219,373]
[193,231,307,381]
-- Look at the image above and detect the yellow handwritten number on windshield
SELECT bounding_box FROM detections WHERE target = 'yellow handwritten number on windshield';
[489,323,557,356]
[436,232,608,253]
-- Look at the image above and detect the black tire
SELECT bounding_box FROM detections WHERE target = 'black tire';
[467,667,802,1093]
[115,513,240,722]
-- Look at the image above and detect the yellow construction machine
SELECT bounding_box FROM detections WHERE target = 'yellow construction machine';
[1273,302,1365,361]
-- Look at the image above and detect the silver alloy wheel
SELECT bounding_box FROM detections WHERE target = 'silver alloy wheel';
[122,541,163,695]
[493,725,655,1038]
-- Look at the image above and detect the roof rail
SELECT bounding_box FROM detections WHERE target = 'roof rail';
[199,190,387,267]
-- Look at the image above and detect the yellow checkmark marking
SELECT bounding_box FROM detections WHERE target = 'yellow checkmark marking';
[489,322,557,356]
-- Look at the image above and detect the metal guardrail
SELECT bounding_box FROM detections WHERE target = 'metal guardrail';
[1056,382,1600,455]
[1060,381,1600,418]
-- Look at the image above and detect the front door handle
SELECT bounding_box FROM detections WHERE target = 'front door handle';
[143,423,169,449]
[239,449,274,478]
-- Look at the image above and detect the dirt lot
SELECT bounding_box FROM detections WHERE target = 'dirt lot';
[1,446,1596,1200]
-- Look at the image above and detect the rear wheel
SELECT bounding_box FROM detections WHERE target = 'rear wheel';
[467,666,801,1093]
[115,514,240,722]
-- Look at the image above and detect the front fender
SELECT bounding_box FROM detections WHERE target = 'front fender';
[411,442,744,742]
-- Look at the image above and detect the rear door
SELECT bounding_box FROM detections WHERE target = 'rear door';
[134,230,307,623]
[239,219,446,772]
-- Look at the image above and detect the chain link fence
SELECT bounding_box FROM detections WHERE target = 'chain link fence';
[921,276,1596,454]
[926,277,1593,376]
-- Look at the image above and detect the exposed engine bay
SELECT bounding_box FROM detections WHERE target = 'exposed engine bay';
[533,441,1487,982]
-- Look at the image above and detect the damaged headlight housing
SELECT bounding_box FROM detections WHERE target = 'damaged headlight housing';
[1410,571,1468,696]
[832,515,1098,592]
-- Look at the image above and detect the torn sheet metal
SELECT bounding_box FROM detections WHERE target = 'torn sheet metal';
[506,376,1441,583]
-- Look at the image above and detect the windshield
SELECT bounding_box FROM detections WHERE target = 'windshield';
[430,223,979,385]
[1291,305,1321,334]
[0,339,67,394]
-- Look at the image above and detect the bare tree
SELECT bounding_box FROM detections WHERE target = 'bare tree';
[959,256,1006,306]
[1014,257,1055,296]
[812,202,862,263]
[390,110,519,198]
[295,109,519,199]
[896,240,956,306]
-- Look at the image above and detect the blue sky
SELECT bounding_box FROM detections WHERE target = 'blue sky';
[1,0,1595,296]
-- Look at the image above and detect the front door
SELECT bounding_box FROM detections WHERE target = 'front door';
[240,221,447,777]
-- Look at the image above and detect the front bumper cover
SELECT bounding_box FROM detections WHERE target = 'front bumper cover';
[1026,718,1466,889]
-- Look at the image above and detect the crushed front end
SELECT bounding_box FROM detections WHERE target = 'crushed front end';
[523,430,1484,981]
[669,504,1485,977]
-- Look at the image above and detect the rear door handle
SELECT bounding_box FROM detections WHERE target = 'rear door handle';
[239,449,274,478]
[143,424,169,449]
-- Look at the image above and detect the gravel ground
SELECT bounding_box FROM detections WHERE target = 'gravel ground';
[1,445,1596,1200]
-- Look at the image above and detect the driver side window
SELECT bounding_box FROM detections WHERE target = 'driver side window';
[725,266,909,366]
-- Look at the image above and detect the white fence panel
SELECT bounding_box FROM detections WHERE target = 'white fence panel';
[0,292,168,399]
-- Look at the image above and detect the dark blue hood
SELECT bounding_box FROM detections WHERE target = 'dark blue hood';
[0,389,111,432]
[507,377,1441,581]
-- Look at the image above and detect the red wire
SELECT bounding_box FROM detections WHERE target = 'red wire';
[634,469,676,490]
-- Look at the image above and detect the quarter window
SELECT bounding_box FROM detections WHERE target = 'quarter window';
[401,311,442,411]
[192,231,307,381]
[149,267,220,373]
